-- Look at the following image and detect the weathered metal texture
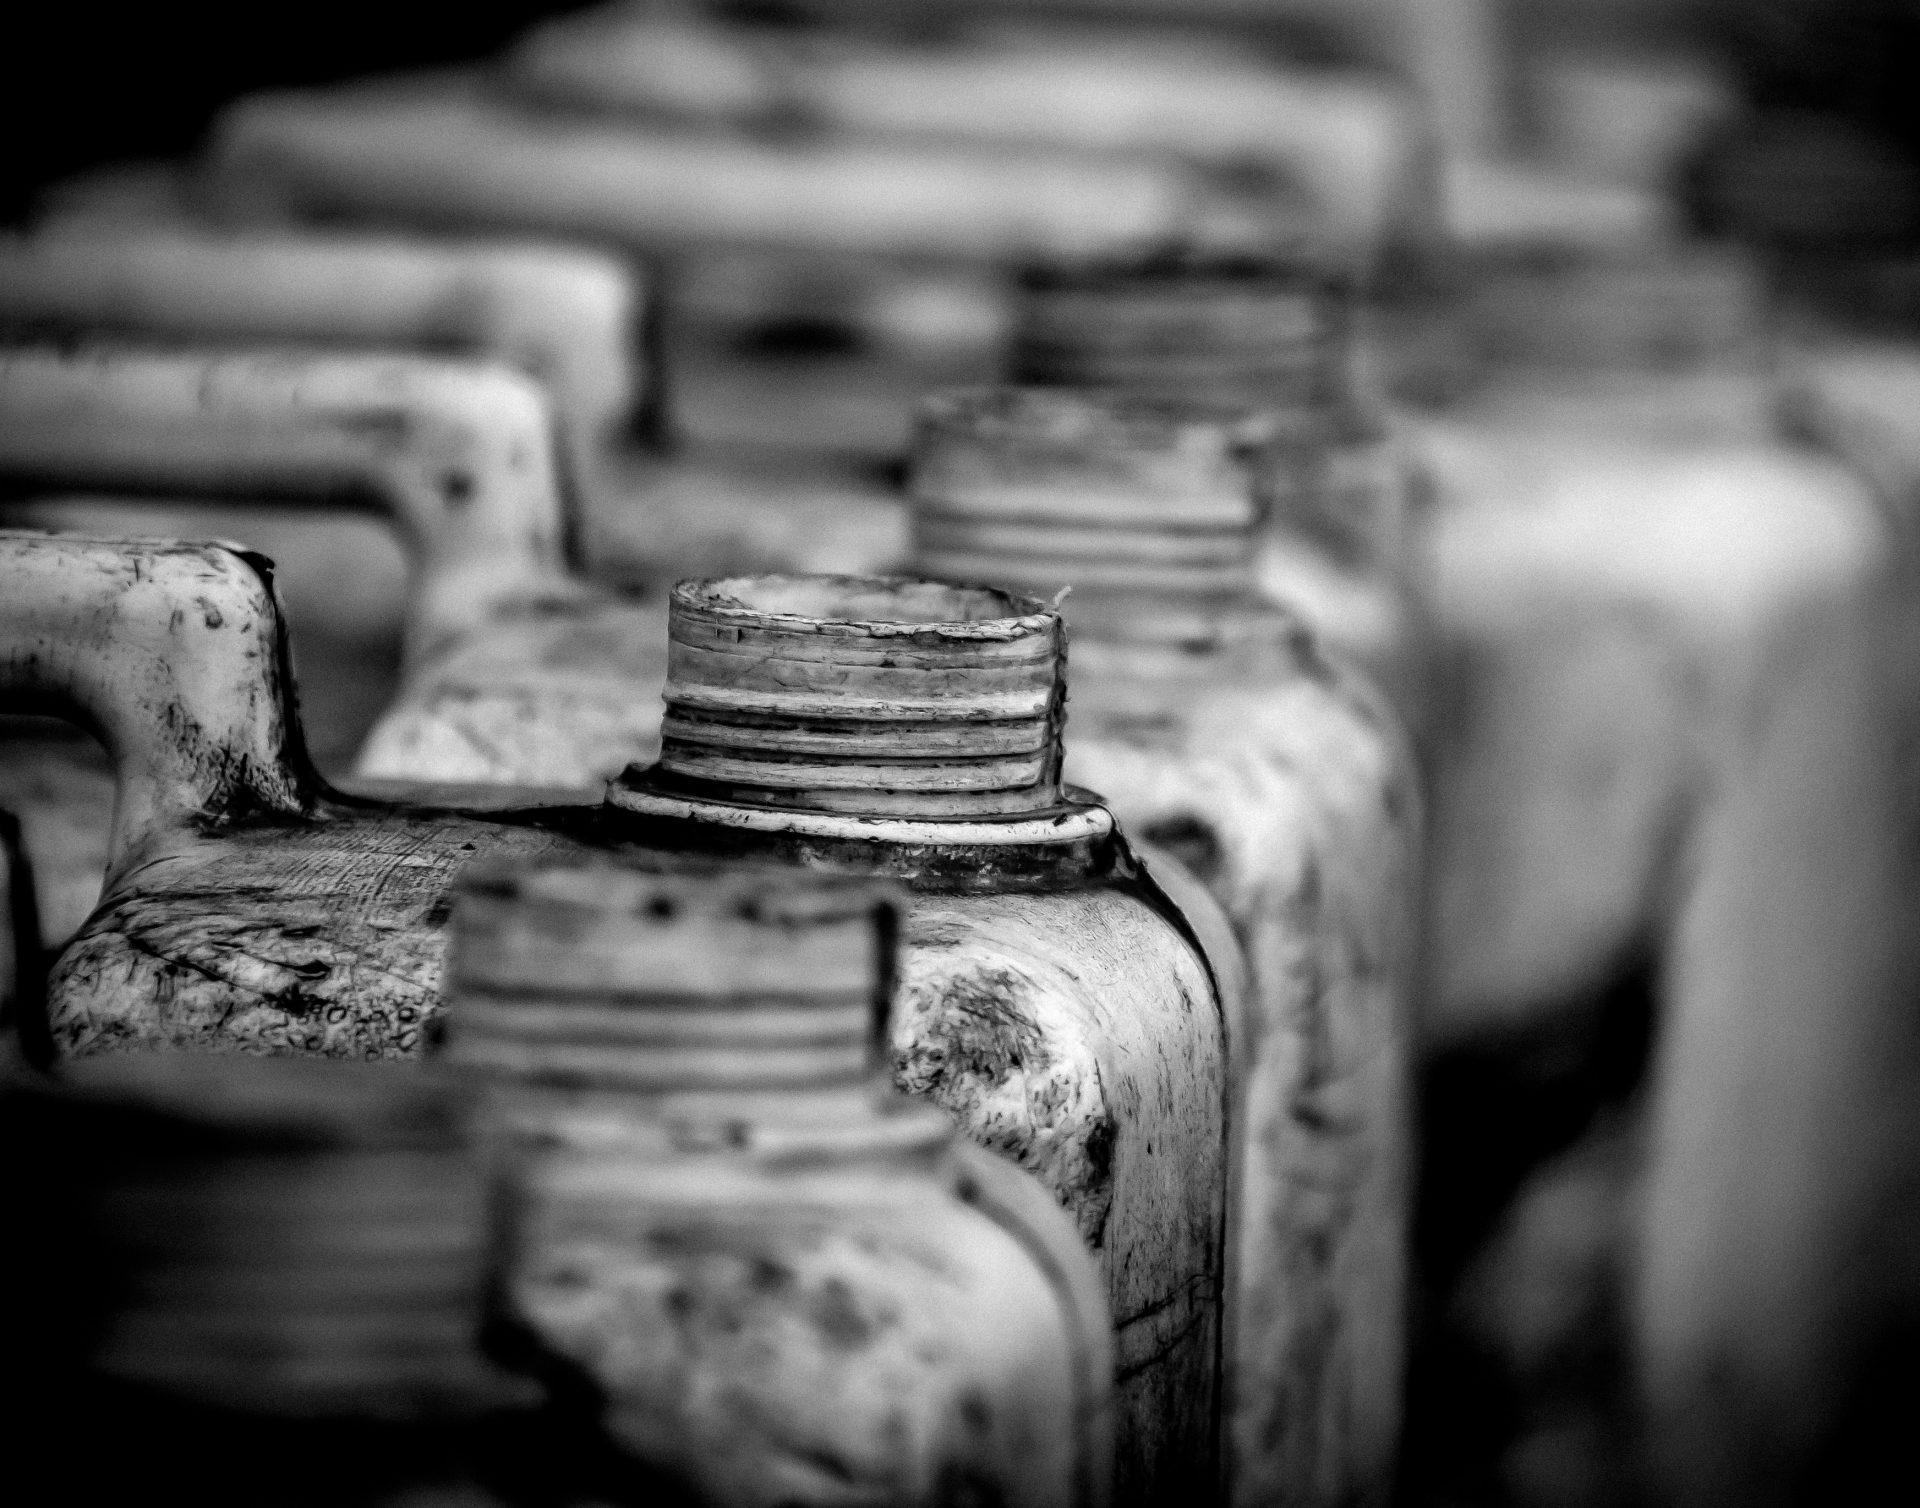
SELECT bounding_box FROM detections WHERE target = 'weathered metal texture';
[0,534,317,857]
[51,806,591,1058]
[444,862,1115,1508]
[0,532,606,1057]
[7,541,1221,1502]
[891,882,1225,1506]
[657,575,1067,818]
[1065,625,1420,1508]
[0,224,645,559]
[906,393,1417,1504]
[609,573,1229,1504]
[1412,431,1887,1045]
[1002,259,1425,728]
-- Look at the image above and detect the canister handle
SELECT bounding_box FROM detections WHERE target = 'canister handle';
[0,227,647,536]
[0,346,578,658]
[0,532,320,881]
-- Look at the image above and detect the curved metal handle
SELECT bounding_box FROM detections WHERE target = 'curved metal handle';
[0,532,319,878]
[0,345,577,657]
[0,226,646,546]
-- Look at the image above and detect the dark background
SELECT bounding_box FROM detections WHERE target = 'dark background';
[0,2,597,223]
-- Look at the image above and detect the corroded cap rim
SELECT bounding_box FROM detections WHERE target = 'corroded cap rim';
[604,776,1114,845]
[658,572,1069,818]
[672,573,1058,642]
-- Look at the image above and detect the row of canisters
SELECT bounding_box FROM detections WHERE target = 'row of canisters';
[5,6,1919,1508]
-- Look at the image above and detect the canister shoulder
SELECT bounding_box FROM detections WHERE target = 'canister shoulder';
[891,879,1227,1502]
[46,803,602,1057]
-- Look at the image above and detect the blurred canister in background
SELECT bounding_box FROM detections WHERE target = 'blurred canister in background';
[443,860,1114,1508]
[0,1052,636,1505]
[1009,251,1348,412]
[1403,233,1886,1051]
[911,386,1419,1507]
[197,69,1194,471]
[1778,335,1920,539]
[1633,555,1920,1507]
[0,223,649,572]
[196,3,1432,469]
[1007,249,1427,734]
[1430,239,1773,443]
[504,0,1431,269]
[1776,261,1920,548]
[605,573,1229,1506]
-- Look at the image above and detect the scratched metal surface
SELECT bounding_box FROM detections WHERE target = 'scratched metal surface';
[894,881,1227,1505]
[1067,629,1421,1508]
